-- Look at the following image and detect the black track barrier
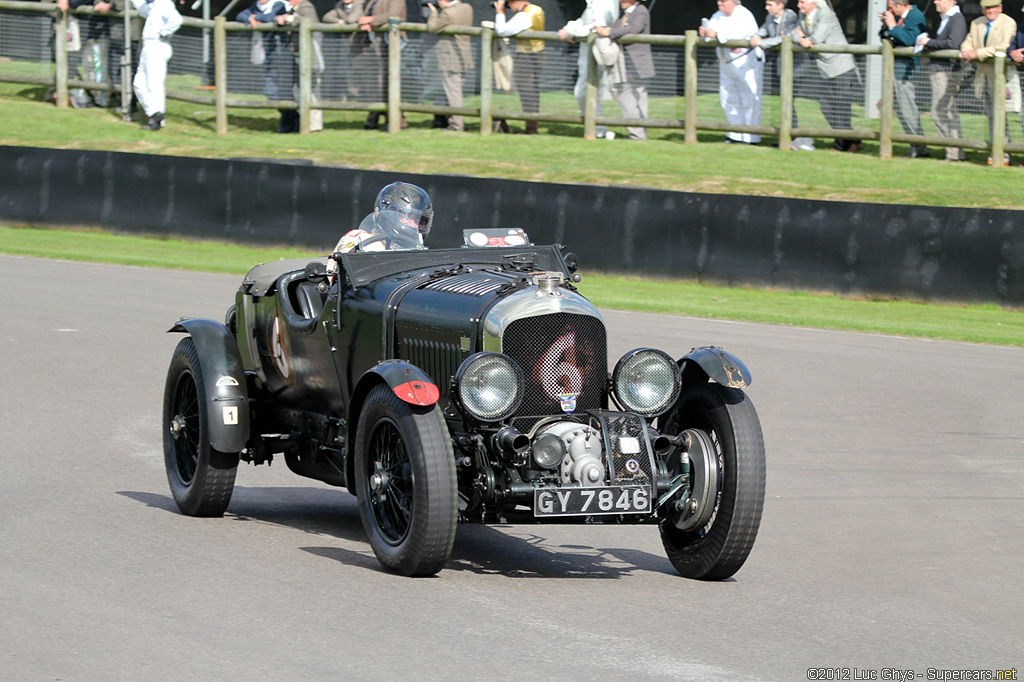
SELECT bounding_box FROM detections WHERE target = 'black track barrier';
[1,145,1021,304]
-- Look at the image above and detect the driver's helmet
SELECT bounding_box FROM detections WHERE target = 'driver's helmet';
[370,182,433,250]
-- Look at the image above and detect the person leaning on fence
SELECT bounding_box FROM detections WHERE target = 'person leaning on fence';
[793,0,861,152]
[356,0,407,131]
[959,0,1016,165]
[57,0,114,108]
[1006,6,1024,144]
[594,0,653,141]
[916,0,967,162]
[750,0,814,150]
[494,0,545,135]
[879,0,929,158]
[237,0,291,130]
[275,0,322,133]
[322,0,364,101]
[131,0,183,130]
[558,0,620,139]
[700,0,764,145]
[426,0,474,132]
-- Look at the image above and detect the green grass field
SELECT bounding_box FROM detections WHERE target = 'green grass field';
[3,79,1024,209]
[2,224,1021,347]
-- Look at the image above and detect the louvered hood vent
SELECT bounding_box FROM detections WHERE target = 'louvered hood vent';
[422,272,509,297]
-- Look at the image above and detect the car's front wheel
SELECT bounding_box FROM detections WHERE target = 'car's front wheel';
[354,384,457,576]
[163,337,239,517]
[658,383,765,580]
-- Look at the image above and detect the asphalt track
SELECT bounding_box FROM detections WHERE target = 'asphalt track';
[1,254,1021,682]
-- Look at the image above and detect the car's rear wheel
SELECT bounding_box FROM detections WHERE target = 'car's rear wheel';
[354,384,457,576]
[163,337,239,517]
[658,383,765,580]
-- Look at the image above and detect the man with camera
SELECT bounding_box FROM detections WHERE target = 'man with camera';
[878,0,929,158]
[426,0,473,131]
[494,0,545,134]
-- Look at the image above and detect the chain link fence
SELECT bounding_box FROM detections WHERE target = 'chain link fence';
[2,0,1024,159]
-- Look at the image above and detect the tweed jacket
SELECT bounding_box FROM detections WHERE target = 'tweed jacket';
[961,12,1017,97]
[755,8,798,49]
[607,3,654,80]
[427,0,474,72]
[798,4,855,79]
[923,8,966,72]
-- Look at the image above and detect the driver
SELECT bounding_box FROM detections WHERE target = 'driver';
[332,182,434,256]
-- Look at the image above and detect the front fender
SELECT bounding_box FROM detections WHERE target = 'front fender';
[678,346,752,389]
[168,318,250,453]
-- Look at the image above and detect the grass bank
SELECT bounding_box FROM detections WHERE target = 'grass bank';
[2,81,1024,210]
[2,225,1021,347]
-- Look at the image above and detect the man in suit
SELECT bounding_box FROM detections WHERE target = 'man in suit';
[750,0,813,150]
[917,0,967,161]
[356,0,407,130]
[794,0,861,151]
[427,0,474,131]
[879,0,929,158]
[1005,5,1024,143]
[960,0,1016,163]
[323,0,363,100]
[596,0,654,140]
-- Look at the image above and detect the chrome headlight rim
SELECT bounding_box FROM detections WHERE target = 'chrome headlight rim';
[453,352,525,423]
[611,348,682,418]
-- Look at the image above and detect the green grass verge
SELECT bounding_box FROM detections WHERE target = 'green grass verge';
[2,224,1021,347]
[3,80,1024,209]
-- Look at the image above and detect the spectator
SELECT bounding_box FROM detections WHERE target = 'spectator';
[276,0,322,133]
[959,0,1016,165]
[750,0,813,150]
[917,0,967,161]
[355,0,407,130]
[699,0,763,145]
[1006,7,1024,142]
[131,0,182,130]
[426,0,474,132]
[879,0,929,158]
[595,0,653,141]
[557,0,619,139]
[322,0,364,101]
[494,0,545,135]
[58,0,113,107]
[794,0,861,152]
[237,0,291,132]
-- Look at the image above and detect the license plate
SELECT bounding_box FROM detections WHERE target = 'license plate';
[534,486,652,517]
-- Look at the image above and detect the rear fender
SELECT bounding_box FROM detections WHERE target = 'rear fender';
[344,360,440,491]
[677,346,752,389]
[168,318,251,452]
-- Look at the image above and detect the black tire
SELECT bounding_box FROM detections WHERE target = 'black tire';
[658,383,765,580]
[163,337,239,517]
[354,384,457,576]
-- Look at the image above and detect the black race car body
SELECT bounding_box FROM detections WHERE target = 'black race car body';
[163,242,766,578]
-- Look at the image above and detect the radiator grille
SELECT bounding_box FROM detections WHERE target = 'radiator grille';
[593,411,655,486]
[401,338,462,400]
[502,313,606,419]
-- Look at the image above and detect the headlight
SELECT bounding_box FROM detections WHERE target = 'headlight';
[612,348,681,417]
[454,352,524,422]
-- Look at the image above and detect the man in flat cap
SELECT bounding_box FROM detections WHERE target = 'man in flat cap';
[960,0,1017,164]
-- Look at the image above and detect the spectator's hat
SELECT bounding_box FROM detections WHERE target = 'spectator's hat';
[979,0,1000,6]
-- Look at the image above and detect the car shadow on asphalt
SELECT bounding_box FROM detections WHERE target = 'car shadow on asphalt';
[118,487,675,579]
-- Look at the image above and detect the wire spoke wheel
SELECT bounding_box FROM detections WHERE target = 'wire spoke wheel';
[657,382,765,580]
[162,337,239,517]
[355,384,456,577]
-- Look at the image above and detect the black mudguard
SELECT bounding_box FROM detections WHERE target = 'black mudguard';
[343,360,440,491]
[168,318,251,453]
[678,346,752,389]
